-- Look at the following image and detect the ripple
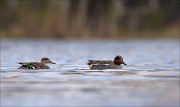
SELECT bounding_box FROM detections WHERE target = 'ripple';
[1,40,179,106]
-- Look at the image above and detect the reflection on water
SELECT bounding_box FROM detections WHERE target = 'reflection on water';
[1,40,179,106]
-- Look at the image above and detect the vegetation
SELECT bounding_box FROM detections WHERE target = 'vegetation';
[0,0,179,39]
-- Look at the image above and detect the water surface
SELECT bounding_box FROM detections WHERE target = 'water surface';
[1,40,179,106]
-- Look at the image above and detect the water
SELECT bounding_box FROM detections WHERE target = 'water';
[1,40,179,106]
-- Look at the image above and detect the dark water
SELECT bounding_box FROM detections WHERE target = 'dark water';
[1,40,179,106]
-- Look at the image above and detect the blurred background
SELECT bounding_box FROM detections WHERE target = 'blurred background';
[1,0,179,39]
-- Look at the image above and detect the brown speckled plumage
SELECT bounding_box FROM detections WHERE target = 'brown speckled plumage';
[18,62,50,69]
[18,58,55,69]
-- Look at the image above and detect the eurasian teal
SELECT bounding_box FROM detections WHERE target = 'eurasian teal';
[18,57,56,69]
[87,56,127,70]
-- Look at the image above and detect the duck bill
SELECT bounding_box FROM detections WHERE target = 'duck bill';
[122,62,127,65]
[50,61,56,64]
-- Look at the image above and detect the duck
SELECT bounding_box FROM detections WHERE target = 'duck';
[87,55,127,70]
[18,57,56,69]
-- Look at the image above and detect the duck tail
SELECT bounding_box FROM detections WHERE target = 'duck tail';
[87,60,93,65]
[18,62,26,65]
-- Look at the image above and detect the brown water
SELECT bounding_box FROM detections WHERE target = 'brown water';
[1,40,179,106]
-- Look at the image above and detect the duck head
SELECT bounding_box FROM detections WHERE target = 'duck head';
[41,57,56,64]
[114,56,127,65]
